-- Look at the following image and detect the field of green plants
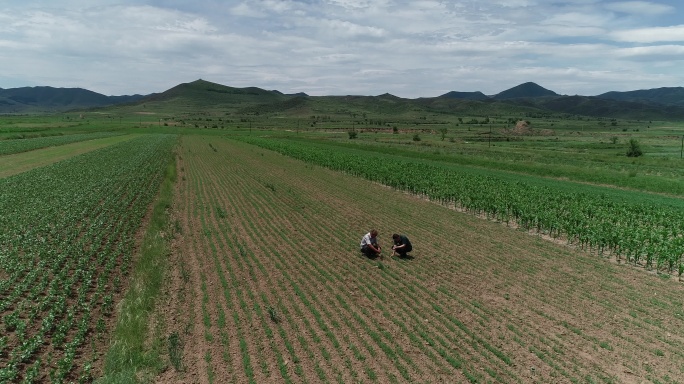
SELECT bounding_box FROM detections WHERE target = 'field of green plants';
[0,133,176,382]
[1,108,684,383]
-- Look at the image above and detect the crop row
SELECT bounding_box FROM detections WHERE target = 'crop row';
[162,136,684,382]
[182,137,570,382]
[0,134,177,382]
[0,131,124,155]
[175,137,475,382]
[239,137,684,276]
[231,137,684,382]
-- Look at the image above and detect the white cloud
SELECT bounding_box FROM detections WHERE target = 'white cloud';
[609,25,684,43]
[493,0,538,7]
[311,53,360,64]
[320,18,386,38]
[604,1,674,15]
[229,3,268,18]
[155,18,216,34]
[615,44,684,57]
[326,0,379,10]
[0,0,683,97]
[542,11,613,28]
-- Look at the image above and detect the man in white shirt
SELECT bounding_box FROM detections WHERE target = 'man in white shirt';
[360,229,382,258]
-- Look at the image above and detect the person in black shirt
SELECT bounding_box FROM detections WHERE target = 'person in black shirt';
[391,233,412,258]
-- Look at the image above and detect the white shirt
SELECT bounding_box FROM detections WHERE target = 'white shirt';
[360,232,377,249]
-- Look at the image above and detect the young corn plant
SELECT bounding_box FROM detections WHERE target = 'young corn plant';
[168,332,184,372]
[267,305,280,324]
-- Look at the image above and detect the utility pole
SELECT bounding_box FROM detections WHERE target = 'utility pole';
[681,135,683,159]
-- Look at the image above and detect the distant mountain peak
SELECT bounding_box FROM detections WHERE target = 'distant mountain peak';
[494,82,558,99]
[438,91,489,100]
[377,92,401,99]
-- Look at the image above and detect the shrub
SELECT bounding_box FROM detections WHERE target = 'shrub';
[626,138,643,157]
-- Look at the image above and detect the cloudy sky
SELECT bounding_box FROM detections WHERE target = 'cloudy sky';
[1,0,683,98]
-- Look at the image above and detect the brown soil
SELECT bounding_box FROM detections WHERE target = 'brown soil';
[151,136,684,383]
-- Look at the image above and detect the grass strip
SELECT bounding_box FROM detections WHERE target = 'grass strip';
[96,149,177,383]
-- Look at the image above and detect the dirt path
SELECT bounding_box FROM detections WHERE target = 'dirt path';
[152,135,684,383]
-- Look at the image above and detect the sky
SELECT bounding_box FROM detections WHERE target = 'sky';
[1,0,683,98]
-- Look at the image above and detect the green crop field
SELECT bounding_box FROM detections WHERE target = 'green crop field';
[1,106,684,383]
[0,133,177,382]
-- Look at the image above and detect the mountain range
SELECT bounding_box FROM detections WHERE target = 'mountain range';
[0,86,145,113]
[2,80,684,120]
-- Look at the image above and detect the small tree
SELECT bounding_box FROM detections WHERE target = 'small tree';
[348,130,358,139]
[626,138,643,157]
[412,133,421,141]
[439,127,448,141]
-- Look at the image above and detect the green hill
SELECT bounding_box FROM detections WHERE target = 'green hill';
[81,79,684,120]
[120,79,288,114]
[597,87,684,107]
[438,91,489,100]
[5,79,684,120]
[0,86,144,113]
[509,95,684,120]
[493,82,558,99]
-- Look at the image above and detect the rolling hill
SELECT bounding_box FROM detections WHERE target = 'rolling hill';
[0,86,145,113]
[597,87,684,106]
[3,79,684,120]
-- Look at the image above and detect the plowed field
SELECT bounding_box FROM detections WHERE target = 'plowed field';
[153,135,684,383]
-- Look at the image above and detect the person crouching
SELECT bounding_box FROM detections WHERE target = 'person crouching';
[360,229,382,258]
[391,233,412,258]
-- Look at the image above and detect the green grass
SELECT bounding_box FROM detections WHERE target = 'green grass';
[0,134,136,178]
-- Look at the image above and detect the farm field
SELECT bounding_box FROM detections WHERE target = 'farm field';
[0,134,136,178]
[2,102,684,384]
[151,135,684,383]
[0,134,177,383]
